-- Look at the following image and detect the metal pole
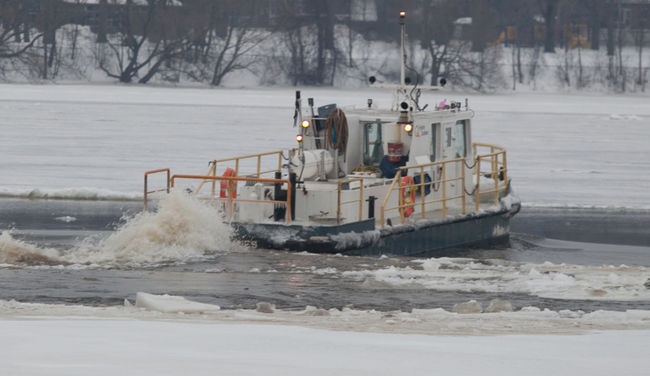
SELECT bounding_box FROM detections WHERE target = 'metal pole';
[367,196,376,219]
[399,11,406,87]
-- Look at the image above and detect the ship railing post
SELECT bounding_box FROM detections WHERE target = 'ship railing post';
[143,174,148,210]
[461,159,466,215]
[420,167,425,219]
[359,180,364,221]
[286,181,292,223]
[493,154,499,205]
[210,162,216,199]
[399,177,405,224]
[476,158,481,212]
[337,183,342,225]
[441,163,447,219]
[502,151,508,186]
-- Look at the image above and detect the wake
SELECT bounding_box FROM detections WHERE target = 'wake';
[0,190,236,267]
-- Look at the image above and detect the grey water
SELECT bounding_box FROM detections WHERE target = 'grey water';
[1,198,649,313]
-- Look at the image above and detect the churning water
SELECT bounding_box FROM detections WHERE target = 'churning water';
[1,193,649,313]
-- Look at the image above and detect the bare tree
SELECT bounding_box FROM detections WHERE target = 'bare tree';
[538,0,560,53]
[273,1,337,86]
[177,0,265,86]
[585,0,605,50]
[411,0,467,86]
[0,1,43,63]
[630,5,649,91]
[97,0,184,83]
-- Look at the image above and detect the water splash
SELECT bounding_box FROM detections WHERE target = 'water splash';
[0,190,236,267]
[0,231,62,266]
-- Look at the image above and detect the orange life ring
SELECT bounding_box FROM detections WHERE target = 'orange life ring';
[400,175,416,217]
[220,168,237,198]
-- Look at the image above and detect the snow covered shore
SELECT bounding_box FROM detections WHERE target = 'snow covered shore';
[2,296,650,376]
[2,319,648,376]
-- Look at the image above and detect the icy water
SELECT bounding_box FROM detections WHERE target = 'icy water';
[1,196,649,313]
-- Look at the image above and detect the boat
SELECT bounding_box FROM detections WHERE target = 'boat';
[143,12,520,256]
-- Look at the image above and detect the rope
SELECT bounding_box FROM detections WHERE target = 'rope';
[464,157,479,169]
[325,108,348,152]
[464,184,478,196]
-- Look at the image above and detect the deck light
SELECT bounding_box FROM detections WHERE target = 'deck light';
[296,135,303,142]
[301,120,310,128]
[404,123,413,133]
[400,11,406,18]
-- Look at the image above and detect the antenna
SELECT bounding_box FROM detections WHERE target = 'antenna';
[366,11,443,111]
[399,11,406,87]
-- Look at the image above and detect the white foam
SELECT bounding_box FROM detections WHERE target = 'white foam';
[0,187,140,201]
[0,190,236,267]
[342,257,650,301]
[0,231,62,265]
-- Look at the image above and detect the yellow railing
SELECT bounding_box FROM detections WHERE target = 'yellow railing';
[380,143,508,228]
[337,178,364,224]
[171,174,292,223]
[195,150,285,197]
[473,143,508,211]
[144,168,170,210]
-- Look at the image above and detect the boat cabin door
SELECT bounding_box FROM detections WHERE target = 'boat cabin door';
[442,120,471,195]
[363,121,385,167]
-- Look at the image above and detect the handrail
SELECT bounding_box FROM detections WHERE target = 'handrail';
[195,150,285,196]
[170,174,292,223]
[144,168,170,210]
[474,143,508,211]
[379,143,508,228]
[337,178,364,224]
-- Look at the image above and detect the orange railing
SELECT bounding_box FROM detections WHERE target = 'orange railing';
[144,168,170,210]
[170,174,292,223]
[195,151,285,197]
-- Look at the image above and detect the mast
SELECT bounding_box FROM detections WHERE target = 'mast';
[399,11,406,87]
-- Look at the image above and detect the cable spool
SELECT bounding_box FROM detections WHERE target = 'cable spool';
[325,108,348,152]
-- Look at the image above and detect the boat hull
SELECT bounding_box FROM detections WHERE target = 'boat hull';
[232,204,519,256]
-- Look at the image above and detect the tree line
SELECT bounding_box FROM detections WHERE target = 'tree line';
[0,0,648,92]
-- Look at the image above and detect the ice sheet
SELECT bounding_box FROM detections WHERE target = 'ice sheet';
[1,84,649,208]
[3,317,648,376]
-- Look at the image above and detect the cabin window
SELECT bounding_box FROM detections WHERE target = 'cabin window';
[454,120,467,158]
[363,122,383,165]
[430,123,439,161]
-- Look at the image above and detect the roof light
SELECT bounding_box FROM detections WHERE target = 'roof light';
[296,135,303,142]
[301,120,310,128]
[400,11,406,17]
